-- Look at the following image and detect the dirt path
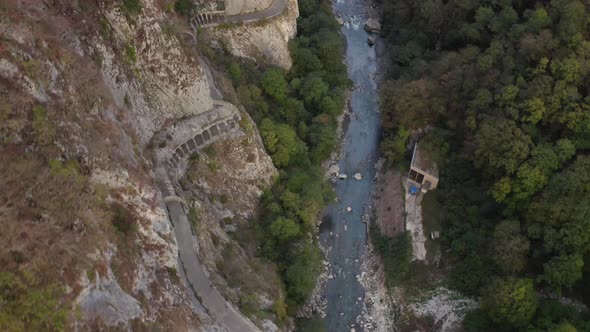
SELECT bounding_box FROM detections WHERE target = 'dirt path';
[374,169,404,237]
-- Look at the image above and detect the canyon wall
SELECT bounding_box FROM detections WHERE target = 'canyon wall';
[211,0,299,69]
[0,0,293,330]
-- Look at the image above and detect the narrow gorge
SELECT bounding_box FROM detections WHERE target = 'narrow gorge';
[0,0,410,330]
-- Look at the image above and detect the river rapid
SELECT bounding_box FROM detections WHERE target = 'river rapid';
[319,0,381,330]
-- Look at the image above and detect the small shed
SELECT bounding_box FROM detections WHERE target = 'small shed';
[408,142,439,192]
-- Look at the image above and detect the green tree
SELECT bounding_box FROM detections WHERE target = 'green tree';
[451,253,486,295]
[259,119,303,168]
[269,217,301,241]
[482,277,538,327]
[554,322,577,332]
[521,97,546,124]
[542,254,584,293]
[381,127,409,165]
[525,8,551,33]
[474,117,532,174]
[261,68,288,103]
[228,62,242,84]
[293,48,323,76]
[284,242,323,303]
[300,74,329,106]
[491,220,530,274]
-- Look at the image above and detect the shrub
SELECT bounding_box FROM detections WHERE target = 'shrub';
[463,310,493,332]
[370,223,412,287]
[125,43,137,63]
[32,105,54,145]
[220,194,228,204]
[111,202,136,236]
[228,62,242,83]
[207,161,218,172]
[272,298,288,320]
[204,144,216,157]
[121,0,142,15]
[0,270,66,331]
[48,159,86,185]
[174,0,194,16]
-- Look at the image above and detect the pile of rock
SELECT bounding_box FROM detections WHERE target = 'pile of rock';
[364,18,381,47]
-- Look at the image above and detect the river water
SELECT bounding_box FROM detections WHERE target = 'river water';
[319,0,381,330]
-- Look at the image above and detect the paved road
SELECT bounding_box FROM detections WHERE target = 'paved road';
[162,2,291,328]
[194,0,289,27]
[226,0,289,24]
[167,200,261,332]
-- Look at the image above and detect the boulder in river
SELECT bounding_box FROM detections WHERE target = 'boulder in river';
[354,173,363,180]
[364,18,381,34]
[367,36,375,46]
[329,164,340,175]
[339,173,348,179]
[336,17,345,25]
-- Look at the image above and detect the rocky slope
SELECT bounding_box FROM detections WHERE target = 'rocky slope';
[0,0,292,330]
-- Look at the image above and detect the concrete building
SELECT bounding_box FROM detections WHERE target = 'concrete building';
[408,142,439,192]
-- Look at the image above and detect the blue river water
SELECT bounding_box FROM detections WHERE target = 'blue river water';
[319,0,381,330]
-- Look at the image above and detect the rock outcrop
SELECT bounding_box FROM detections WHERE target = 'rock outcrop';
[364,18,382,34]
[209,0,299,69]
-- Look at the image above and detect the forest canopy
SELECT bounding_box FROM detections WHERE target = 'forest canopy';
[380,0,590,329]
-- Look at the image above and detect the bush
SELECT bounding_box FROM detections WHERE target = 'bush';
[371,225,412,287]
[295,317,326,332]
[228,62,243,84]
[272,298,288,320]
[125,43,137,63]
[111,202,136,236]
[121,0,142,15]
[174,0,194,16]
[32,105,54,145]
[463,310,493,332]
[48,159,86,185]
[0,271,66,331]
[450,253,486,295]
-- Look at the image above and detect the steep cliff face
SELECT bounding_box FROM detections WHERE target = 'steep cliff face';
[0,0,286,330]
[209,0,299,69]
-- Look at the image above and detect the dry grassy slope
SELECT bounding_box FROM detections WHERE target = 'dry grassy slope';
[0,0,255,330]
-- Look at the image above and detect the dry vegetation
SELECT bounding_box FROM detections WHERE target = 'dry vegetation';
[0,1,170,329]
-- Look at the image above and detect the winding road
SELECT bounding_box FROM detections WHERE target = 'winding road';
[156,0,292,330]
[192,0,288,27]
[167,200,261,332]
[225,0,288,24]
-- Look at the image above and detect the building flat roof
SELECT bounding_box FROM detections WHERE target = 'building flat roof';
[410,142,439,178]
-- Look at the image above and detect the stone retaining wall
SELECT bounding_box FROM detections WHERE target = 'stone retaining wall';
[167,112,240,173]
[154,101,242,198]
